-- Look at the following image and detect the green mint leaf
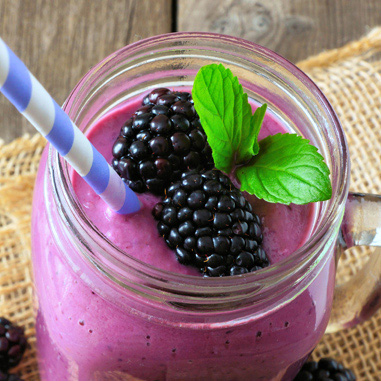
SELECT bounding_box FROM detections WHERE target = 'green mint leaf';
[237,133,332,204]
[240,103,267,160]
[192,63,264,173]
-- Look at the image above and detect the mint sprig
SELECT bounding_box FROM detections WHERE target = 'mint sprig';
[192,64,332,205]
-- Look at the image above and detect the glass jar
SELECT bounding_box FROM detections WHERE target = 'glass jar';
[31,32,381,381]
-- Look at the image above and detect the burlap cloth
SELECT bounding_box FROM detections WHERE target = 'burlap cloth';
[1,30,381,381]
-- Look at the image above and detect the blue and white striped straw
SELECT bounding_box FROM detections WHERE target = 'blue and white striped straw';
[0,37,140,215]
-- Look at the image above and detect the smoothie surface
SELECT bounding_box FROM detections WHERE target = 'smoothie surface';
[72,94,316,275]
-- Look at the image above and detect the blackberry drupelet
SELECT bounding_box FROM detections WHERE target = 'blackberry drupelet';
[0,371,23,381]
[152,169,269,277]
[294,358,356,381]
[112,88,214,195]
[0,318,27,372]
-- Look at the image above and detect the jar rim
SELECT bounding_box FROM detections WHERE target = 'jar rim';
[49,32,349,319]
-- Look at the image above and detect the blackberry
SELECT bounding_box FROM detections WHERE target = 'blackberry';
[152,169,269,277]
[294,358,356,381]
[112,88,214,195]
[0,371,23,381]
[0,318,27,372]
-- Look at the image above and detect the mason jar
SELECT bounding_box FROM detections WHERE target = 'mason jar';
[31,32,381,381]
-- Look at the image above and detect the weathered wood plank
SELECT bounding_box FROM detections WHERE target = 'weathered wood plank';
[0,0,172,143]
[178,0,381,62]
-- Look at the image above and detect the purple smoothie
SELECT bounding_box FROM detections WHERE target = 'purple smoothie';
[31,95,335,380]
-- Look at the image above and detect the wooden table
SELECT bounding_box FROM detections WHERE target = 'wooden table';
[1,0,380,143]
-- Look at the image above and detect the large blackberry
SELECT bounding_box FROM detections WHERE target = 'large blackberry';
[294,358,356,381]
[0,371,23,381]
[152,169,269,277]
[112,88,214,195]
[0,318,27,372]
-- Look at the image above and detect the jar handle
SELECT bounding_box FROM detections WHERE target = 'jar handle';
[326,192,381,333]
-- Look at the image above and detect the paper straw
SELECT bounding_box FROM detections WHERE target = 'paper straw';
[0,37,140,215]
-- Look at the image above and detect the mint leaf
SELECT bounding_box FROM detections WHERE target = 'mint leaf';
[240,103,267,160]
[237,133,332,204]
[192,64,264,173]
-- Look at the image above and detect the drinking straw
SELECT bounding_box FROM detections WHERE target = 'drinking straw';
[0,37,140,215]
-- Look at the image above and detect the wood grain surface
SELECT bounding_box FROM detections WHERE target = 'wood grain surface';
[0,0,172,143]
[178,0,381,62]
[1,0,381,143]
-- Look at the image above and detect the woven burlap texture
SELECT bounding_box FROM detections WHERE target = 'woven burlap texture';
[1,29,381,380]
